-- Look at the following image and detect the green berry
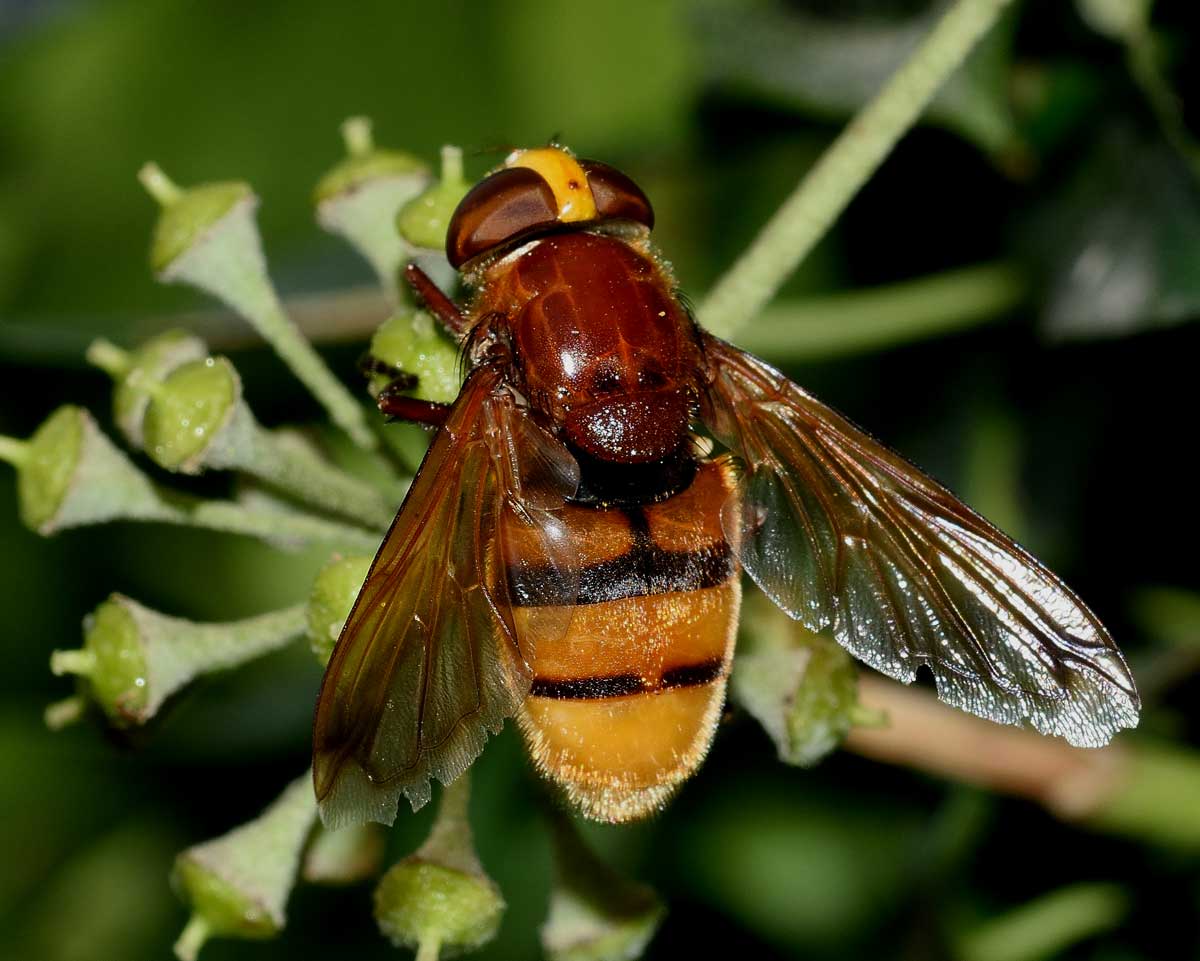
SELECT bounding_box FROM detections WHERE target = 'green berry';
[369,309,461,404]
[313,116,428,205]
[141,163,253,275]
[396,146,470,250]
[373,776,504,957]
[90,331,209,448]
[142,357,238,472]
[374,859,505,954]
[171,773,317,959]
[17,406,83,531]
[51,595,306,729]
[76,597,150,725]
[173,858,278,943]
[306,554,372,665]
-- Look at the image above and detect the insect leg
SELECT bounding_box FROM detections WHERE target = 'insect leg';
[404,263,471,339]
[376,379,451,427]
[358,352,418,386]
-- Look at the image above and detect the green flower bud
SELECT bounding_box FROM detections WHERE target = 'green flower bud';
[315,117,430,302]
[50,594,306,728]
[140,163,253,276]
[314,117,429,203]
[541,813,664,961]
[142,357,240,473]
[172,772,318,960]
[368,308,461,404]
[731,591,861,767]
[396,146,470,250]
[374,775,504,960]
[306,553,372,665]
[87,330,208,449]
[302,822,386,886]
[0,406,380,551]
[140,161,377,451]
[139,355,393,530]
[13,405,80,529]
[0,406,176,535]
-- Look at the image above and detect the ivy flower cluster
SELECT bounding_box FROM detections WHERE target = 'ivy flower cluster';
[0,120,861,960]
[0,3,1022,956]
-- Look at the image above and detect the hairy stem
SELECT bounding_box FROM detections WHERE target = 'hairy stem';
[735,261,1025,360]
[699,0,1017,340]
[162,491,385,553]
[847,675,1200,850]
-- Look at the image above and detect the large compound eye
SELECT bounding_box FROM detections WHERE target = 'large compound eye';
[581,160,654,230]
[446,167,559,268]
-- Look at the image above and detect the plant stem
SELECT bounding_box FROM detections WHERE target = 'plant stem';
[342,115,374,156]
[139,163,184,206]
[44,695,87,730]
[735,261,1025,360]
[699,0,1017,341]
[957,883,1127,961]
[50,649,97,677]
[244,277,380,451]
[173,915,210,961]
[846,675,1200,850]
[174,496,384,553]
[0,435,29,467]
[146,163,379,451]
[238,425,395,531]
[440,144,463,184]
[84,338,134,379]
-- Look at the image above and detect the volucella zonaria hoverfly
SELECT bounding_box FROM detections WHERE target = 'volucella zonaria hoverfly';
[312,145,1139,827]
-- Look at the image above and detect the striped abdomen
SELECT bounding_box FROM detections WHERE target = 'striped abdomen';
[503,457,741,822]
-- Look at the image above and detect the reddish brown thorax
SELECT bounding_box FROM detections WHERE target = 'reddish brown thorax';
[474,231,701,463]
[449,147,701,464]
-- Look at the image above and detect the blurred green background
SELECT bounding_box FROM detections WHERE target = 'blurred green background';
[2,0,1199,958]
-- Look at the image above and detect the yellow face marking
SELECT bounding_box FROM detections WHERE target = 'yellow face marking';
[506,147,598,223]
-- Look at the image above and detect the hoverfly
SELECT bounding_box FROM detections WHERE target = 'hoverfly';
[313,145,1139,827]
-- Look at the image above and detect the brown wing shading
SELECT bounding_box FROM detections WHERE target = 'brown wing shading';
[700,335,1138,747]
[313,361,580,828]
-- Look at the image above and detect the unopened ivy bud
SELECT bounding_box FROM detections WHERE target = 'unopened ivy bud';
[315,116,430,301]
[50,594,306,728]
[0,405,378,551]
[141,356,239,472]
[306,553,371,665]
[396,146,470,250]
[731,591,864,767]
[140,355,393,529]
[302,822,386,885]
[368,308,461,404]
[87,330,208,449]
[541,812,664,961]
[172,772,318,960]
[140,161,377,450]
[374,774,504,960]
[0,406,176,535]
[140,164,253,276]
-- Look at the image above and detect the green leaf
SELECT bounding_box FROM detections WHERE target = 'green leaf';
[1027,131,1200,339]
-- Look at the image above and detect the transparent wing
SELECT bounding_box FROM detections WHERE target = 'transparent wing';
[313,362,580,828]
[701,335,1138,747]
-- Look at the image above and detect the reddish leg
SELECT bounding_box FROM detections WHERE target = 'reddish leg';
[376,391,450,427]
[405,263,471,338]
